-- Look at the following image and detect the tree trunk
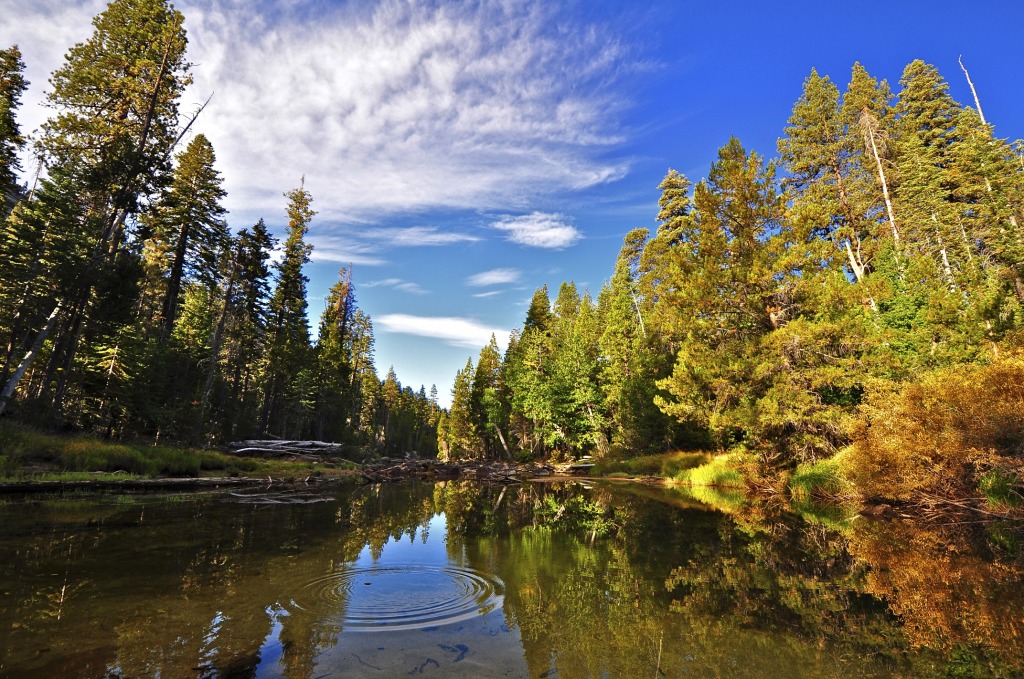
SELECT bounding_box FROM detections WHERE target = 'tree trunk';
[860,109,900,246]
[493,424,513,460]
[199,270,235,430]
[0,300,63,416]
[959,56,987,126]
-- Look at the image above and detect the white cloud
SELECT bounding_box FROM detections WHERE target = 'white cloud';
[472,290,504,299]
[10,0,634,239]
[467,267,522,287]
[492,212,582,249]
[376,314,508,349]
[308,234,388,266]
[363,278,429,295]
[358,226,480,247]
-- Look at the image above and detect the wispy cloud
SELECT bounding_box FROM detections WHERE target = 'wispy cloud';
[358,226,481,247]
[492,212,582,249]
[308,234,388,267]
[376,314,508,349]
[467,267,521,287]
[472,290,505,299]
[11,0,634,232]
[176,0,631,223]
[363,278,429,295]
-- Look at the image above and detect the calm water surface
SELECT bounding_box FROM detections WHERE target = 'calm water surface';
[0,480,1021,678]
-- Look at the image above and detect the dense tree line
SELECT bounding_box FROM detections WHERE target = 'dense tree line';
[442,59,1024,469]
[0,0,439,454]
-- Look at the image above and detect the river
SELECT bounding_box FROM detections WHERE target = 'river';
[0,480,1021,677]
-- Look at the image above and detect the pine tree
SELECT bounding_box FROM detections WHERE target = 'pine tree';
[0,0,191,418]
[779,69,875,292]
[638,169,694,350]
[443,358,476,460]
[548,290,604,456]
[261,183,315,437]
[507,286,553,457]
[654,138,786,449]
[143,134,228,338]
[598,230,675,453]
[843,62,899,249]
[470,334,508,459]
[313,267,357,442]
[216,221,274,438]
[0,45,28,211]
[380,367,406,455]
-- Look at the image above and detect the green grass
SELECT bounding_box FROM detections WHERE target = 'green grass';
[0,422,338,482]
[593,451,711,479]
[674,452,749,488]
[979,469,1023,510]
[789,456,853,502]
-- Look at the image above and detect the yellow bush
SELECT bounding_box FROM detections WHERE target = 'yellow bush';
[848,354,1024,501]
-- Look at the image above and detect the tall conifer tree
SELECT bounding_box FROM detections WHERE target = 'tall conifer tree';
[261,183,315,437]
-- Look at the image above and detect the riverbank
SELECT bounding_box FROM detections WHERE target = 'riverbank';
[0,423,587,493]
[3,422,1021,527]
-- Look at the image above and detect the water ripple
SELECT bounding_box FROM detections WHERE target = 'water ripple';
[293,564,504,632]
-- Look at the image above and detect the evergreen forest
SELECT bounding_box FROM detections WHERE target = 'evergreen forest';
[437,63,1024,505]
[0,0,439,457]
[3,0,1024,506]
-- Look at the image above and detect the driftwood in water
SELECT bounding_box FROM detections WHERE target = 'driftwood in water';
[225,440,345,459]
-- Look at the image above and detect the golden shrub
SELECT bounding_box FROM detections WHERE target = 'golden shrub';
[848,354,1024,501]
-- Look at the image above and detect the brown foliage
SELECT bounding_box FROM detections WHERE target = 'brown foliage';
[848,520,1024,666]
[848,355,1024,501]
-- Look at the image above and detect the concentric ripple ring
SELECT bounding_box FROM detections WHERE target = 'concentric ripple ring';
[293,564,505,632]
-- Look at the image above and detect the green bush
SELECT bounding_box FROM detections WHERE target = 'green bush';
[979,470,1022,510]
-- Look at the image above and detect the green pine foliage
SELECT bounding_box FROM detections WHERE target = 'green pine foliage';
[0,45,27,212]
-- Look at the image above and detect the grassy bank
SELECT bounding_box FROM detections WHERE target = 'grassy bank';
[0,423,353,483]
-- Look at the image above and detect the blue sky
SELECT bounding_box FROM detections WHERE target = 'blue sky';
[7,0,1024,406]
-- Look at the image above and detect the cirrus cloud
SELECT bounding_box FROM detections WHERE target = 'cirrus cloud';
[467,267,522,287]
[363,278,429,295]
[376,314,508,350]
[182,0,633,224]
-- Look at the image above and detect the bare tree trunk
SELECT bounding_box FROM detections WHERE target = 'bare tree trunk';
[933,215,956,289]
[959,56,987,126]
[860,109,900,246]
[0,300,63,416]
[493,424,513,460]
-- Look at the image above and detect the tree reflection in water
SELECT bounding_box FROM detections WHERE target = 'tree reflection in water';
[0,481,1021,677]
